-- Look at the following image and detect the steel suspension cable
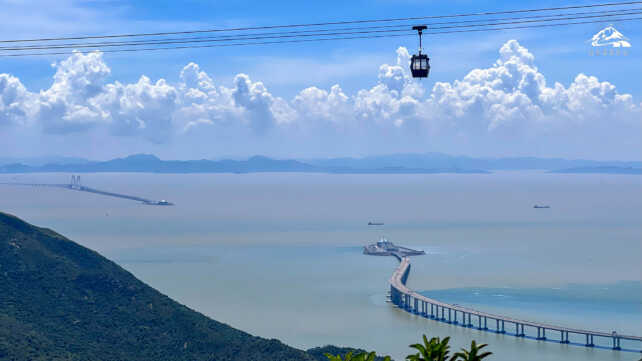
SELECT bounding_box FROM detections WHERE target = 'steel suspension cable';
[1,10,640,52]
[2,16,639,57]
[0,1,640,44]
[2,7,640,51]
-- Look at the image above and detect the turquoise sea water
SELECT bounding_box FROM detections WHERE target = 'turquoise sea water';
[1,171,640,360]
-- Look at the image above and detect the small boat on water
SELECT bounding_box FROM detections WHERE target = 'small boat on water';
[142,199,174,206]
[533,205,551,209]
[368,222,384,225]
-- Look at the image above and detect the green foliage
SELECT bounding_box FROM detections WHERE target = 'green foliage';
[406,334,494,361]
[406,334,452,361]
[0,211,314,361]
[451,341,492,361]
[309,346,390,361]
[324,350,391,361]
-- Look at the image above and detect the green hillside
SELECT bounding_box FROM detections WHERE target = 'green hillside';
[0,211,315,361]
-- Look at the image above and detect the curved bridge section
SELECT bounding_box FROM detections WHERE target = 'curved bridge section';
[388,252,642,353]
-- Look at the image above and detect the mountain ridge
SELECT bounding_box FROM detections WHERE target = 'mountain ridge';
[0,211,317,361]
[0,153,640,174]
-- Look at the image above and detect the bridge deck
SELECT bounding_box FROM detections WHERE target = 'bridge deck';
[1,181,169,205]
[387,252,642,351]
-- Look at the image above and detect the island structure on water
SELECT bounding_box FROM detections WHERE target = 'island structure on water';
[363,237,425,256]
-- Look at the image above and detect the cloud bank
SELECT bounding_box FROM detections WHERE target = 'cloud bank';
[1,40,640,159]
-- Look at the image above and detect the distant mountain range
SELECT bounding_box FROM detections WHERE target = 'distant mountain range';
[0,153,640,174]
[549,166,642,174]
[0,156,89,167]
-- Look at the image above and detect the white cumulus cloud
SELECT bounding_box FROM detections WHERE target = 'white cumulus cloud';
[0,40,639,159]
[0,73,32,126]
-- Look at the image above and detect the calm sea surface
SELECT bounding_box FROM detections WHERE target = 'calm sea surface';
[1,171,640,361]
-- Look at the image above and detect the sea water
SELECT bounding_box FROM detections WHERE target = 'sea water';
[1,171,640,361]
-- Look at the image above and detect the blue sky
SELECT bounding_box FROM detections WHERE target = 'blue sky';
[0,0,640,160]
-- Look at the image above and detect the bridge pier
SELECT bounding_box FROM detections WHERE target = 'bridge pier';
[483,316,488,330]
[613,337,621,350]
[585,334,595,347]
[517,323,525,337]
[560,331,569,344]
[536,327,546,340]
[448,308,452,323]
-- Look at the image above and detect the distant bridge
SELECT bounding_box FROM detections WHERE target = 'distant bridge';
[1,175,173,206]
[385,251,642,353]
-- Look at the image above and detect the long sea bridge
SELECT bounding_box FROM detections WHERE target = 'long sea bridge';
[0,175,173,205]
[370,247,642,354]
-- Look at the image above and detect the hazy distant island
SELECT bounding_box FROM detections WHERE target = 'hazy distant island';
[0,153,640,175]
[0,211,378,361]
[549,166,642,174]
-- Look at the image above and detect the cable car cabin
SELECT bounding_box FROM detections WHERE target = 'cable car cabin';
[410,54,430,78]
[410,25,430,78]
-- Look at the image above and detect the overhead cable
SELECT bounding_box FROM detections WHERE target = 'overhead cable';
[2,16,639,57]
[0,1,640,44]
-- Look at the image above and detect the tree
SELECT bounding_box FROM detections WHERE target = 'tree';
[326,334,494,361]
[406,334,452,361]
[451,341,492,361]
[325,351,391,361]
[325,351,357,361]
